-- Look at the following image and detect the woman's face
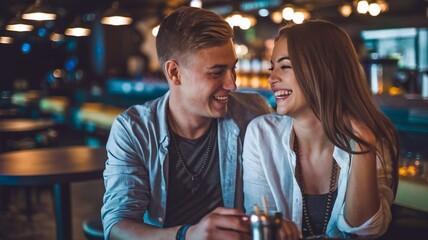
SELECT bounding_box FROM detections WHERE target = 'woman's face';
[268,37,308,117]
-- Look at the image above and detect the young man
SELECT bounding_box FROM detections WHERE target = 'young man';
[101,6,272,240]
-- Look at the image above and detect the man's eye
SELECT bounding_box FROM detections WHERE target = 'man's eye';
[268,67,274,71]
[209,71,223,76]
[281,66,292,70]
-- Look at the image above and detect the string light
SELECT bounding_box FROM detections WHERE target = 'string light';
[225,12,256,30]
[282,7,294,21]
[339,0,389,17]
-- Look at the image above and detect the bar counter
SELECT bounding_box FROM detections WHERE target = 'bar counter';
[373,94,428,214]
[374,94,428,133]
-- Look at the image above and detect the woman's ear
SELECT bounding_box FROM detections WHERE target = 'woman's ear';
[165,60,181,85]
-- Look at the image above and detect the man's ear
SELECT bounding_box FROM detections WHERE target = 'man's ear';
[165,60,181,85]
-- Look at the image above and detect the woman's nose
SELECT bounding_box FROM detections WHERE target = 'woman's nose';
[268,71,279,85]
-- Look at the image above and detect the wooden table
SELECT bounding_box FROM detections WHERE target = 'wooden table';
[0,118,56,152]
[0,118,55,133]
[0,146,107,240]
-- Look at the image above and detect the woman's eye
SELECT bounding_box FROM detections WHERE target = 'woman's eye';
[269,65,291,71]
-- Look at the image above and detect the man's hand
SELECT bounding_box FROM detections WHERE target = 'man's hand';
[278,218,300,240]
[186,207,251,240]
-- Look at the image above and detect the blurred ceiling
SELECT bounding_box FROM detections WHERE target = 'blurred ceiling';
[0,0,426,34]
[0,0,426,87]
[0,0,428,44]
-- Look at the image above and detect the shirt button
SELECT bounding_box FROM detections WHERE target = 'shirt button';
[161,186,165,191]
[295,199,299,204]
[158,217,163,222]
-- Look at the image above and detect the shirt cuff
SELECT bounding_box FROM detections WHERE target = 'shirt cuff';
[336,204,387,237]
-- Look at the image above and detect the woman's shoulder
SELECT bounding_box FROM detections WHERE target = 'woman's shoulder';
[247,113,292,133]
[251,113,291,125]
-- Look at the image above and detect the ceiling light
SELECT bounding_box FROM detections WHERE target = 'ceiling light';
[270,11,283,24]
[225,12,256,30]
[0,36,14,44]
[339,4,353,17]
[22,0,56,21]
[357,0,369,14]
[65,17,91,37]
[50,32,65,42]
[190,0,203,8]
[368,3,381,16]
[282,7,294,21]
[292,11,305,24]
[65,27,91,37]
[101,2,133,26]
[338,1,389,17]
[377,0,389,12]
[6,13,34,32]
[258,9,269,17]
[280,6,310,23]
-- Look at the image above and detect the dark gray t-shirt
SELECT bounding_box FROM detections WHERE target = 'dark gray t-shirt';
[164,122,223,227]
[302,188,338,237]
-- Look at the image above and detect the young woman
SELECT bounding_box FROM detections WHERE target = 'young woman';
[243,20,398,239]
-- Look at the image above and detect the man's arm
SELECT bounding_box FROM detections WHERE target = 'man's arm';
[102,113,153,239]
[109,208,251,240]
[110,220,179,240]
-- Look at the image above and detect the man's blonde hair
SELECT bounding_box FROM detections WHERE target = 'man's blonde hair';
[156,6,233,73]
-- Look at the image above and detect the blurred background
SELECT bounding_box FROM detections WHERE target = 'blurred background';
[0,0,426,95]
[0,0,427,239]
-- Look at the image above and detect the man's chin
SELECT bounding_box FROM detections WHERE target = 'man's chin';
[211,107,228,118]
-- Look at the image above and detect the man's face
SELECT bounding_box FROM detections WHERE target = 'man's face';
[175,39,238,119]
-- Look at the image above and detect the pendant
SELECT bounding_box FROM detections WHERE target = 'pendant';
[191,176,197,194]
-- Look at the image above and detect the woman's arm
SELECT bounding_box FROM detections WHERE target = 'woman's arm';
[339,119,394,237]
[345,139,380,226]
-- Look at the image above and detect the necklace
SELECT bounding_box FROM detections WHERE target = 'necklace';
[294,133,337,237]
[169,120,216,194]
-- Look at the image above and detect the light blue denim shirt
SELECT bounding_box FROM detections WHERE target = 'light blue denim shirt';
[243,114,394,239]
[101,91,272,239]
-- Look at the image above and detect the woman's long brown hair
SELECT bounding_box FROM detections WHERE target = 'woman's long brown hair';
[277,20,399,194]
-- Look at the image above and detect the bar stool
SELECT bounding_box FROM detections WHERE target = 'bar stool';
[82,215,104,240]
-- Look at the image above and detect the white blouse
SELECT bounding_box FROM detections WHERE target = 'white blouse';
[243,113,394,238]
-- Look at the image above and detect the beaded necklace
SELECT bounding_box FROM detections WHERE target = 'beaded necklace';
[169,120,216,194]
[294,134,337,237]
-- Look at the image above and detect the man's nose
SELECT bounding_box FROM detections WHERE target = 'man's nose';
[223,71,237,91]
